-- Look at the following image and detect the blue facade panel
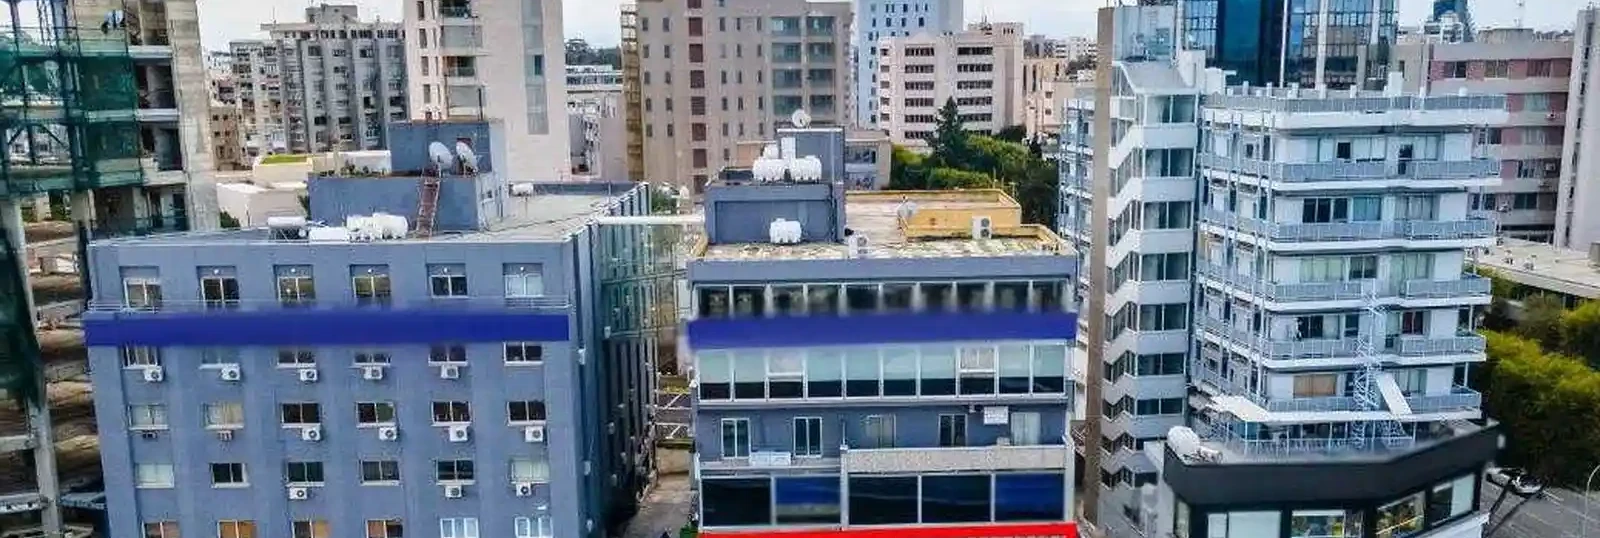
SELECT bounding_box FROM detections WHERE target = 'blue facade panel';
[84,310,570,346]
[687,312,1078,349]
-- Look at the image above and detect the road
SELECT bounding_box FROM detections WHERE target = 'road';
[1485,481,1595,538]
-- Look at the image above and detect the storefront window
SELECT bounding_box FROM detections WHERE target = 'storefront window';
[1290,509,1362,538]
[1376,492,1425,538]
[1426,474,1477,525]
[774,477,841,525]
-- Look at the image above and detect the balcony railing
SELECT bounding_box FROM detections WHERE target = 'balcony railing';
[439,5,474,18]
[1407,386,1482,413]
[1201,208,1495,242]
[1394,334,1486,356]
[90,213,189,239]
[1198,154,1500,183]
[1203,92,1505,114]
[1196,263,1367,302]
[1400,276,1491,299]
[85,295,572,315]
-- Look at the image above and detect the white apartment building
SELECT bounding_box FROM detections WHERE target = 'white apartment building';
[1558,8,1600,250]
[878,22,1024,148]
[852,0,963,128]
[1061,7,1506,537]
[1061,35,1096,61]
[229,40,288,157]
[1023,56,1070,140]
[628,0,852,191]
[406,0,571,180]
[568,93,628,181]
[246,5,407,154]
[568,64,624,99]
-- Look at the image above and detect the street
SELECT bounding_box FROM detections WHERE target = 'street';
[1485,481,1596,537]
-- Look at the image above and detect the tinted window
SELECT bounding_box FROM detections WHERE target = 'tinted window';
[995,473,1066,521]
[849,476,917,524]
[922,474,991,523]
[774,477,841,524]
[703,478,771,526]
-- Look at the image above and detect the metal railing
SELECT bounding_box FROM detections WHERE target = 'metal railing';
[1198,154,1500,183]
[84,295,573,314]
[1400,276,1491,298]
[1201,208,1494,242]
[1406,386,1482,413]
[1203,92,1505,114]
[1394,335,1486,355]
[1196,263,1367,302]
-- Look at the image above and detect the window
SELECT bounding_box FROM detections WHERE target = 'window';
[505,343,543,364]
[793,417,822,456]
[1376,492,1425,538]
[210,463,248,487]
[354,350,391,365]
[513,517,551,538]
[121,347,161,368]
[200,271,240,308]
[429,265,469,298]
[1483,60,1510,78]
[357,402,397,425]
[436,460,476,483]
[218,521,257,538]
[1294,374,1339,398]
[123,274,163,310]
[938,414,966,446]
[135,463,175,488]
[508,401,547,423]
[277,348,315,366]
[352,267,392,306]
[1395,368,1427,395]
[504,264,544,298]
[277,266,315,305]
[863,414,895,448]
[281,403,322,426]
[286,462,325,485]
[360,460,401,483]
[128,404,168,430]
[1290,509,1360,538]
[365,520,402,538]
[511,458,550,484]
[1427,474,1476,524]
[720,418,750,458]
[200,348,239,367]
[438,519,478,538]
[429,345,467,364]
[432,401,471,424]
[205,402,244,428]
[144,522,180,538]
[957,346,996,394]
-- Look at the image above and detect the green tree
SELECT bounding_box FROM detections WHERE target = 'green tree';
[993,125,1028,143]
[927,167,993,189]
[1516,294,1566,350]
[1483,330,1600,485]
[1560,301,1600,368]
[888,145,930,190]
[218,212,241,229]
[929,98,969,167]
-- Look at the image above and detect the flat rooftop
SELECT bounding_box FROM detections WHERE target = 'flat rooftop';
[1471,238,1600,299]
[93,183,628,247]
[697,190,1070,262]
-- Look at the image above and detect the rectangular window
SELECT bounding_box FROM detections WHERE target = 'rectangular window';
[957,346,997,394]
[281,403,322,426]
[286,462,326,485]
[135,463,175,488]
[276,348,315,366]
[144,522,180,538]
[428,344,467,364]
[121,346,161,368]
[1376,492,1425,538]
[429,265,469,298]
[1293,374,1339,398]
[508,401,547,423]
[123,273,163,310]
[365,520,402,538]
[504,264,544,298]
[432,401,472,424]
[511,458,551,484]
[793,417,822,456]
[863,414,895,448]
[200,271,240,309]
[512,516,552,538]
[354,350,391,365]
[218,521,257,538]
[276,266,315,306]
[352,267,392,306]
[210,462,248,487]
[205,402,244,428]
[360,460,401,483]
[357,402,396,425]
[436,460,476,483]
[438,519,478,538]
[504,342,543,364]
[200,348,240,367]
[938,414,967,446]
[128,404,169,429]
[720,418,751,458]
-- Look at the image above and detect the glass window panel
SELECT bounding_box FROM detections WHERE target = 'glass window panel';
[732,351,766,399]
[922,283,954,312]
[995,473,1066,521]
[771,286,805,316]
[731,286,765,317]
[808,285,840,315]
[846,284,880,314]
[702,478,772,526]
[848,476,917,525]
[882,283,915,313]
[958,346,997,395]
[1376,493,1424,538]
[921,475,991,523]
[698,287,730,318]
[844,349,880,397]
[768,350,804,398]
[994,282,1030,311]
[774,477,842,525]
[957,282,988,312]
[1032,344,1068,393]
[1033,280,1067,313]
[806,350,843,397]
[698,352,731,400]
[1291,509,1361,538]
[920,346,957,395]
[882,348,918,396]
[998,345,1032,394]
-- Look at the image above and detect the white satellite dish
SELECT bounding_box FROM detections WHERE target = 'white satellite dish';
[790,108,811,128]
[454,141,479,173]
[427,142,453,171]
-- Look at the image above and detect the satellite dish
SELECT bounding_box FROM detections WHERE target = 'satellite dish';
[455,141,479,173]
[790,108,811,128]
[427,142,453,171]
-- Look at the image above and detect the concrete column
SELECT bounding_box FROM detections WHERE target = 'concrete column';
[1,198,35,312]
[70,190,94,229]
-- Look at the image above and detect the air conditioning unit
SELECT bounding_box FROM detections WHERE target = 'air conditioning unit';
[288,487,310,501]
[448,424,471,443]
[216,429,234,442]
[845,234,869,258]
[524,425,546,443]
[362,366,385,381]
[301,425,323,442]
[443,484,465,499]
[297,368,319,383]
[439,364,461,380]
[142,367,165,383]
[515,483,535,497]
[378,426,399,441]
[972,215,994,239]
[219,365,242,381]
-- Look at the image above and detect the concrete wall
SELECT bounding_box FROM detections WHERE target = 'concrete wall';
[703,182,845,244]
[307,176,482,231]
[387,121,496,174]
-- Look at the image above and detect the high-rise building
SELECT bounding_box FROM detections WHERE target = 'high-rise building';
[852,0,963,128]
[1395,28,1572,243]
[1023,56,1071,140]
[1181,0,1397,90]
[1063,5,1505,537]
[684,130,1081,537]
[82,121,669,538]
[229,40,289,158]
[0,0,221,535]
[1556,8,1600,250]
[405,0,571,180]
[245,5,407,154]
[877,22,1024,148]
[625,0,852,192]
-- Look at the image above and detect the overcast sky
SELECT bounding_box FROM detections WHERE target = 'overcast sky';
[196,0,1581,51]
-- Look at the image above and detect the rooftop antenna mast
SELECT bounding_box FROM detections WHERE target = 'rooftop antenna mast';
[1515,0,1526,28]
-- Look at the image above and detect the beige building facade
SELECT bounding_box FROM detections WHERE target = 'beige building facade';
[877,21,1025,148]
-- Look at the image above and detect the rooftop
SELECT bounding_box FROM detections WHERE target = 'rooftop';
[1471,238,1600,299]
[696,190,1069,262]
[92,182,632,247]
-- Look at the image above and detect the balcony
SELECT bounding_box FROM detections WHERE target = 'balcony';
[1407,386,1482,413]
[1400,275,1491,299]
[1394,334,1485,356]
[1198,155,1501,184]
[1202,209,1496,243]
[841,440,1071,474]
[1196,263,1367,302]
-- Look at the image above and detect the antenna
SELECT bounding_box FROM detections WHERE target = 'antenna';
[454,141,478,174]
[427,141,453,172]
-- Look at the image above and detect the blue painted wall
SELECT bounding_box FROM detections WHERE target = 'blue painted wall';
[704,183,845,245]
[308,175,484,231]
[387,121,496,174]
[688,312,1078,349]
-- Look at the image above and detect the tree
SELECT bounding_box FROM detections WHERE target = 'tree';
[1483,330,1600,485]
[218,212,241,229]
[929,98,969,167]
[927,167,993,190]
[1516,294,1566,350]
[888,145,930,190]
[1560,301,1600,368]
[993,125,1028,143]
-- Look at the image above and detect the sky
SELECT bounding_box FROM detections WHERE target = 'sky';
[197,0,1582,51]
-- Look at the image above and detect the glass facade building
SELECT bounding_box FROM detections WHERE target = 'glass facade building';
[1182,0,1398,90]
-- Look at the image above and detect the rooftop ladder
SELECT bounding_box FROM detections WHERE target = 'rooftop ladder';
[415,174,442,238]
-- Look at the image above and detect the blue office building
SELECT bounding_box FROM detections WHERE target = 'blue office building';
[81,122,669,538]
[1182,0,1398,90]
[684,162,1082,536]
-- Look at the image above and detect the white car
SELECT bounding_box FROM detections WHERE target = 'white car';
[1488,467,1546,496]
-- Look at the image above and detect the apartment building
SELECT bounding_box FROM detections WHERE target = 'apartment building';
[568,65,624,99]
[685,153,1080,536]
[211,106,248,172]
[230,40,288,158]
[406,0,571,180]
[853,0,963,128]
[568,94,628,180]
[82,122,665,538]
[1396,28,1573,243]
[627,0,851,192]
[1023,56,1070,140]
[251,5,407,154]
[878,22,1024,148]
[1558,9,1600,250]
[1061,5,1505,536]
[1182,0,1397,89]
[1061,36,1096,62]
